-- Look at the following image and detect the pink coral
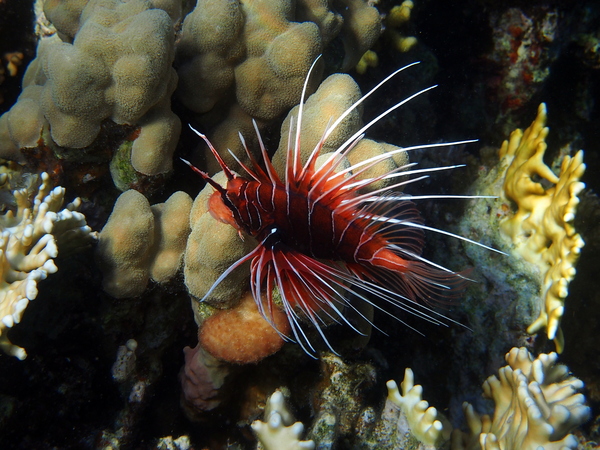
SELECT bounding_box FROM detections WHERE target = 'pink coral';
[179,343,229,414]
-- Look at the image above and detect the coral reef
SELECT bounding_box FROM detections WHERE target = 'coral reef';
[250,348,589,449]
[386,370,451,447]
[0,1,598,448]
[176,0,382,173]
[96,189,192,298]
[498,104,585,353]
[1,0,386,193]
[452,347,590,450]
[0,0,181,190]
[252,389,315,450]
[0,171,95,359]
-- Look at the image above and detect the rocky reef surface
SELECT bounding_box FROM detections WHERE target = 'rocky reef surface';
[0,0,599,449]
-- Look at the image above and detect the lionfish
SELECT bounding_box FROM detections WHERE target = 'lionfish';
[183,60,500,356]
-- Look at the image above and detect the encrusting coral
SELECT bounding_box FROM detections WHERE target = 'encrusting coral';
[198,290,290,364]
[0,171,96,359]
[179,343,230,416]
[498,103,585,353]
[252,389,315,450]
[451,347,590,450]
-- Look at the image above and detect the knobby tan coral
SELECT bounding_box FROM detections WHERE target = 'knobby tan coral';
[176,0,382,173]
[451,347,590,450]
[184,172,257,309]
[0,172,96,359]
[355,0,417,74]
[273,73,409,191]
[0,0,182,183]
[498,103,585,352]
[96,189,192,299]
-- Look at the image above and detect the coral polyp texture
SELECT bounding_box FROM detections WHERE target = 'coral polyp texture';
[0,0,181,189]
[184,171,257,310]
[96,189,192,299]
[498,104,585,352]
[176,0,381,172]
[252,389,315,450]
[1,0,383,192]
[198,290,290,364]
[0,171,95,359]
[273,73,409,190]
[451,347,590,450]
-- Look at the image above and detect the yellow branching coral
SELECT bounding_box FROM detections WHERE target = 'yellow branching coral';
[386,0,418,52]
[356,0,417,74]
[451,347,590,450]
[498,103,585,352]
[0,172,95,359]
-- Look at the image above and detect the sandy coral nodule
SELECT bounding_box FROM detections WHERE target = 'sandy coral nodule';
[96,189,192,298]
[198,291,290,364]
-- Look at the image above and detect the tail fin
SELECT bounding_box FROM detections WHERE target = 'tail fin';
[349,250,470,307]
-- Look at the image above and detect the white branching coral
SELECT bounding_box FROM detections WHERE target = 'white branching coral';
[498,103,585,352]
[0,172,95,359]
[452,347,590,450]
[252,389,315,450]
[386,369,451,447]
